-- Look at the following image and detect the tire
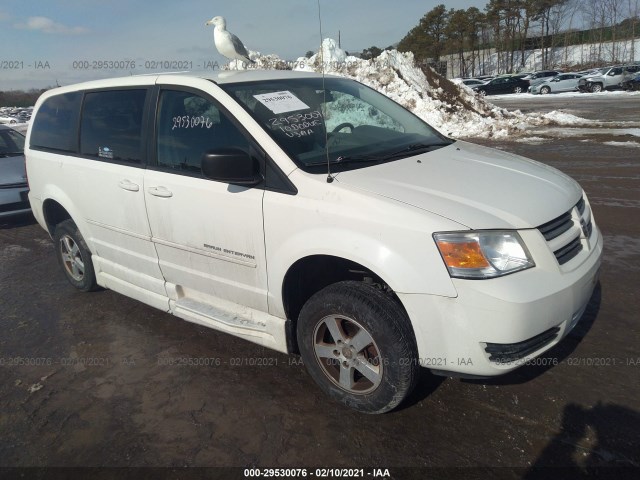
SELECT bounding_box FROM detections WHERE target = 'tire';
[540,86,551,95]
[513,86,523,93]
[297,281,419,414]
[478,89,487,97]
[53,219,98,292]
[591,83,603,93]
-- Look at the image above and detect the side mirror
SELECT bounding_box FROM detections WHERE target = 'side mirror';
[201,148,262,186]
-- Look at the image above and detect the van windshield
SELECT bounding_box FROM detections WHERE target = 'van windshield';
[221,77,451,172]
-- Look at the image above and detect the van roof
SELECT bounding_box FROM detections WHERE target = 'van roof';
[42,69,333,96]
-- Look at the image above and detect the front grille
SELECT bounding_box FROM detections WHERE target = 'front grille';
[538,211,573,241]
[554,236,583,265]
[537,195,594,267]
[485,327,560,363]
[0,201,30,213]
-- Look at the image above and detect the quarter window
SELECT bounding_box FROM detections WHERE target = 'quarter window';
[30,92,82,152]
[80,89,147,163]
[155,90,250,173]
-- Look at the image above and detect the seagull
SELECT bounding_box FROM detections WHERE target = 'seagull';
[205,16,254,64]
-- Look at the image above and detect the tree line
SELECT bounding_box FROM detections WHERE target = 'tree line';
[393,0,639,77]
[0,89,47,107]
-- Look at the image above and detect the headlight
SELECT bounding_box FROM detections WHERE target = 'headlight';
[434,231,535,279]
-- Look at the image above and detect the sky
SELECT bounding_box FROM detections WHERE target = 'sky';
[0,0,487,90]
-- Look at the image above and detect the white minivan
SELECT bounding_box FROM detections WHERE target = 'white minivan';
[26,70,602,413]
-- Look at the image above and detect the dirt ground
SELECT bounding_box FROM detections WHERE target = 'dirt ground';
[1,95,639,478]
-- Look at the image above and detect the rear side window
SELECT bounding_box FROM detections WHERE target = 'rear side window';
[80,89,147,163]
[30,92,81,152]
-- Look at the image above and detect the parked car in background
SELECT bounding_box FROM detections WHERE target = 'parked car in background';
[452,78,489,88]
[577,65,640,92]
[461,78,488,87]
[523,70,562,84]
[0,116,19,125]
[622,72,640,91]
[530,73,585,94]
[472,76,531,95]
[0,125,30,218]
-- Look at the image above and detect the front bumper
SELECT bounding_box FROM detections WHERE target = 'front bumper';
[399,222,603,377]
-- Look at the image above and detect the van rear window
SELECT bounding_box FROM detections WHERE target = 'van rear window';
[30,92,82,152]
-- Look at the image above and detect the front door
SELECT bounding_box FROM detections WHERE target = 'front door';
[143,87,268,312]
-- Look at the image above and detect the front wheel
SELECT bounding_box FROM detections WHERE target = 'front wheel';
[540,86,551,94]
[53,219,98,292]
[590,83,603,93]
[513,86,523,93]
[297,281,419,413]
[478,89,487,97]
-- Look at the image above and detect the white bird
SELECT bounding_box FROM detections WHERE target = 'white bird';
[205,16,254,64]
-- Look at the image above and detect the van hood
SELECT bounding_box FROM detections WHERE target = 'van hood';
[334,141,581,229]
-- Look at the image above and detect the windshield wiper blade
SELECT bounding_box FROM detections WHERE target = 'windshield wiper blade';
[335,142,451,164]
[306,142,452,167]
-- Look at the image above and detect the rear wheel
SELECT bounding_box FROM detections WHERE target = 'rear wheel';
[53,219,98,292]
[513,86,523,93]
[540,86,551,94]
[478,89,487,97]
[297,281,419,413]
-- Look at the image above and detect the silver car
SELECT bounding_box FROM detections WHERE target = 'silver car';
[531,73,584,94]
[0,125,30,218]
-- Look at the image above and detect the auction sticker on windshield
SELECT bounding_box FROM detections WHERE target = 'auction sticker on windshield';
[253,91,310,114]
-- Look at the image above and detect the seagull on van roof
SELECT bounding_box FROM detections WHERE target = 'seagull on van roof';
[205,16,255,65]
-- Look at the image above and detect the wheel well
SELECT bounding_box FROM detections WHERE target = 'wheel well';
[282,255,406,350]
[42,199,71,235]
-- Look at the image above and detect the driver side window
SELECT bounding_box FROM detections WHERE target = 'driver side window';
[155,90,250,174]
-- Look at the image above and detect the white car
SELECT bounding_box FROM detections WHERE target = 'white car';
[452,78,488,87]
[530,73,585,94]
[0,116,19,125]
[25,71,602,413]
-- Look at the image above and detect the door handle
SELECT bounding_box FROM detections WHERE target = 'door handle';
[147,186,173,198]
[118,179,140,192]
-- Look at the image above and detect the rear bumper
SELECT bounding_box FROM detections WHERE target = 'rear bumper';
[0,186,31,218]
[399,224,603,377]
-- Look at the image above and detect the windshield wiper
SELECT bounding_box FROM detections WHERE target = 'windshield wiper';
[308,142,452,166]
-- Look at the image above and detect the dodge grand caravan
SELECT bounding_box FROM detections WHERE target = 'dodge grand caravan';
[25,70,602,413]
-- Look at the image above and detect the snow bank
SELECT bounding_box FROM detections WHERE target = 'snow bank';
[214,39,595,138]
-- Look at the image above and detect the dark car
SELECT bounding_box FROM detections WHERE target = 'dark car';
[622,72,640,91]
[0,125,30,219]
[472,76,530,96]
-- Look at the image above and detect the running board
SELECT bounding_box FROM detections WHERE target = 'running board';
[171,297,289,353]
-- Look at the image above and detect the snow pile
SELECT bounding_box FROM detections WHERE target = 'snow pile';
[220,38,594,138]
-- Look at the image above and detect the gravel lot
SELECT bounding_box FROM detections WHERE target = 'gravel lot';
[1,94,639,478]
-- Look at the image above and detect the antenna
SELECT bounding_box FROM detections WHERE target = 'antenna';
[317,0,333,183]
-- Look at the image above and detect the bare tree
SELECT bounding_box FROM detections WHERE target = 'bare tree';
[628,0,639,61]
